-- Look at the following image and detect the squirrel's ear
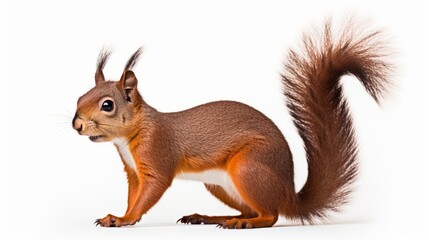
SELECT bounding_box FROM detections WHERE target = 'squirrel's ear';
[95,47,112,85]
[119,70,138,102]
[95,69,105,85]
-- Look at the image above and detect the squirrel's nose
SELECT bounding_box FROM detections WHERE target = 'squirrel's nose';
[72,114,85,133]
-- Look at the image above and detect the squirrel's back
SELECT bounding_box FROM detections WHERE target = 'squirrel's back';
[164,100,292,172]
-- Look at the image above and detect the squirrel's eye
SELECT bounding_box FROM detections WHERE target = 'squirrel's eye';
[101,100,114,112]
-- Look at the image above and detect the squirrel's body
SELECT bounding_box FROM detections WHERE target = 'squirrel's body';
[73,20,392,228]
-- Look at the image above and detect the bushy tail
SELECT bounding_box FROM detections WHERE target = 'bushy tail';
[282,19,392,222]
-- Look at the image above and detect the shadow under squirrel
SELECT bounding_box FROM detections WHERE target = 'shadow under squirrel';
[72,19,392,228]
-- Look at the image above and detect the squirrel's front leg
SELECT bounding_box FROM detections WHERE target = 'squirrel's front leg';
[124,167,139,216]
[95,165,139,227]
[95,173,172,227]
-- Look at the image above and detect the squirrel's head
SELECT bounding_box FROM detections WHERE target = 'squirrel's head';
[72,47,144,142]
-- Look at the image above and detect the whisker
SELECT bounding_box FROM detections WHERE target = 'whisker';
[50,121,73,127]
[45,105,76,136]
[59,105,75,117]
[47,120,75,137]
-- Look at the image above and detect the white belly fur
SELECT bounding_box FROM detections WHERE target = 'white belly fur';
[112,138,137,172]
[176,169,244,204]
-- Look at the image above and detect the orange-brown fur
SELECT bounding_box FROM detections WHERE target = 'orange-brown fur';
[73,20,392,228]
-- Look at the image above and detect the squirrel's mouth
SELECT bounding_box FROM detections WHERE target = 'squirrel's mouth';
[89,135,104,142]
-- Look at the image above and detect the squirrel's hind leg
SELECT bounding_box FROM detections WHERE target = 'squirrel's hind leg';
[219,144,293,228]
[177,184,256,225]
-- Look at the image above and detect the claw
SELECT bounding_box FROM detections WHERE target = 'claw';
[177,217,186,224]
[177,216,191,224]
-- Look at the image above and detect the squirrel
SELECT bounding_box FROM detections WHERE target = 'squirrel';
[72,19,392,229]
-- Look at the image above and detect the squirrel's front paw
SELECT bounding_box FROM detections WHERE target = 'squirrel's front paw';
[95,214,119,227]
[94,214,139,227]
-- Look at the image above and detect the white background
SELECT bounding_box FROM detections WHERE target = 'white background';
[2,0,428,239]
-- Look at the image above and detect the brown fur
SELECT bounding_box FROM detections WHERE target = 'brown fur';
[282,20,392,222]
[72,19,392,228]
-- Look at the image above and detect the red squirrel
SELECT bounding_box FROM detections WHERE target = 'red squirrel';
[72,20,392,229]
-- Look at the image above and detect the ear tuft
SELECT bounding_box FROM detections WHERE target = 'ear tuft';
[95,47,112,85]
[124,47,144,71]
